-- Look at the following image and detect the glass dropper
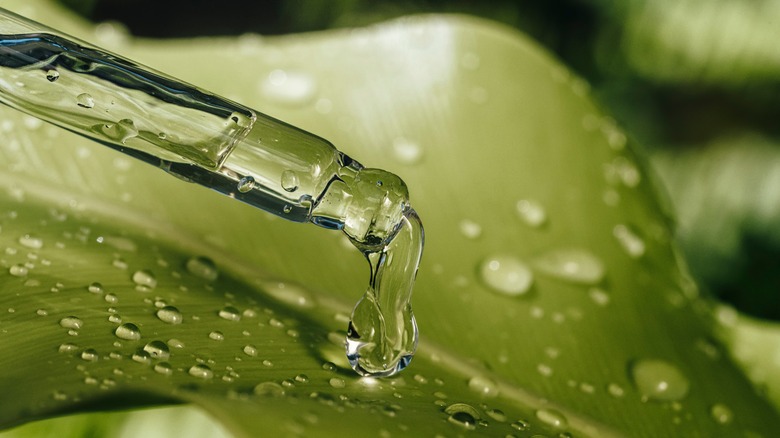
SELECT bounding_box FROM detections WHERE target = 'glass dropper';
[0,7,424,377]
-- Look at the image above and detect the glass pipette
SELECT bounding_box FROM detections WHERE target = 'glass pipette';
[0,7,423,377]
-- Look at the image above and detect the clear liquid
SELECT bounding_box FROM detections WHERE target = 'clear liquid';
[0,29,422,377]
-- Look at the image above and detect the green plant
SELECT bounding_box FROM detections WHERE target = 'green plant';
[0,0,778,436]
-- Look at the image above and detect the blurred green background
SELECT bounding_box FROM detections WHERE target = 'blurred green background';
[57,0,780,322]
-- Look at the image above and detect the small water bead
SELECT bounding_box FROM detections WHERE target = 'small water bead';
[132,270,157,289]
[281,170,299,192]
[168,338,185,349]
[80,349,99,362]
[262,281,314,309]
[329,377,346,389]
[218,306,241,322]
[188,364,214,379]
[710,403,733,425]
[87,282,104,294]
[156,306,183,325]
[535,408,567,429]
[479,255,533,296]
[154,362,173,376]
[467,376,499,398]
[143,341,170,360]
[237,176,255,193]
[260,69,318,106]
[294,374,309,383]
[58,343,79,353]
[76,93,95,108]
[114,323,141,341]
[209,331,225,341]
[607,383,625,397]
[516,199,547,227]
[18,234,43,249]
[630,359,690,401]
[108,314,122,324]
[485,409,506,422]
[444,403,480,431]
[185,256,218,281]
[9,264,28,277]
[458,219,482,239]
[511,420,529,431]
[588,288,610,306]
[391,137,423,165]
[533,248,605,285]
[45,69,60,82]
[613,224,646,258]
[254,381,285,397]
[59,316,83,330]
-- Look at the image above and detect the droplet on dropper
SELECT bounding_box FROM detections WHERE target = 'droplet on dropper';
[45,70,59,82]
[281,170,299,192]
[76,93,94,108]
[237,176,255,193]
[346,210,422,377]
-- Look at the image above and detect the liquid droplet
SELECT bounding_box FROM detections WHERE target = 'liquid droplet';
[237,176,255,193]
[467,376,499,398]
[59,316,83,330]
[58,343,79,354]
[80,349,99,362]
[511,420,529,431]
[444,403,480,431]
[18,234,43,249]
[479,254,534,297]
[87,282,104,294]
[710,403,733,425]
[254,381,285,396]
[281,170,299,192]
[132,270,157,289]
[346,211,422,377]
[218,306,241,322]
[143,340,170,360]
[132,350,151,364]
[243,345,258,357]
[535,408,567,429]
[154,362,173,376]
[209,331,225,341]
[156,306,183,324]
[185,256,218,281]
[329,377,346,389]
[516,199,547,227]
[76,93,94,108]
[114,323,141,341]
[534,248,605,285]
[630,359,690,401]
[391,137,423,165]
[458,219,482,239]
[485,409,506,422]
[9,264,28,277]
[613,224,646,258]
[45,70,59,82]
[260,69,317,106]
[188,364,213,379]
[261,281,314,309]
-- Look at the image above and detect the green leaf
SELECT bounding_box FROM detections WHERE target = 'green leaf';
[1,0,778,436]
